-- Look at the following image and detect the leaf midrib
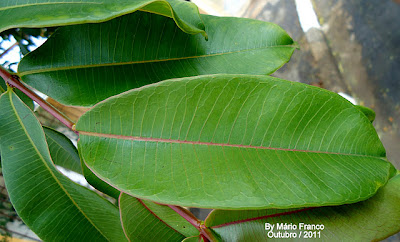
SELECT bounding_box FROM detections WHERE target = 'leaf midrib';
[137,198,188,237]
[0,2,102,11]
[8,91,108,240]
[18,45,296,76]
[79,131,383,159]
[209,208,315,229]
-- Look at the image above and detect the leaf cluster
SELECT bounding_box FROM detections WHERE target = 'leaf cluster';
[0,1,399,241]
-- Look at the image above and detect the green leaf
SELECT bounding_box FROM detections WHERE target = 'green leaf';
[119,193,199,240]
[206,173,400,241]
[18,11,296,106]
[0,90,126,241]
[140,200,199,237]
[0,80,5,93]
[0,80,33,110]
[79,145,121,199]
[355,105,375,123]
[0,0,206,36]
[44,127,82,174]
[76,74,395,209]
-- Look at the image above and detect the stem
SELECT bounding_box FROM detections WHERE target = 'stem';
[0,66,76,131]
[167,205,216,242]
[0,42,18,59]
[0,226,41,241]
[168,205,201,229]
[199,225,216,242]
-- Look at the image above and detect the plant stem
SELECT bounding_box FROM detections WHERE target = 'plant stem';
[0,226,41,241]
[0,42,18,59]
[167,205,216,242]
[0,66,76,132]
[168,205,201,228]
[199,224,217,242]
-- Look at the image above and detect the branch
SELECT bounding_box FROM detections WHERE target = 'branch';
[0,226,41,241]
[0,42,18,59]
[199,224,217,242]
[168,205,201,229]
[167,205,216,242]
[0,66,76,132]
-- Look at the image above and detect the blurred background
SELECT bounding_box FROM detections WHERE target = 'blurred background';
[1,0,399,241]
[193,0,400,171]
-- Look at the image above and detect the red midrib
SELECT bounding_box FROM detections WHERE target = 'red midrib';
[78,131,377,157]
[137,198,187,236]
[210,207,315,228]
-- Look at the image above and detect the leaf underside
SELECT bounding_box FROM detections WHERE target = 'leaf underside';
[76,74,395,209]
[206,174,400,241]
[0,0,206,36]
[0,90,126,241]
[119,193,199,240]
[19,11,296,106]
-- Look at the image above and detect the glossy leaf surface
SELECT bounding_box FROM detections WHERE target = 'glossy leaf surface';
[76,74,395,209]
[206,173,400,241]
[19,12,296,106]
[44,127,82,174]
[0,90,126,241]
[0,0,205,36]
[119,193,198,240]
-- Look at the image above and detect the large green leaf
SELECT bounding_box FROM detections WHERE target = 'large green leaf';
[0,90,126,241]
[44,127,82,174]
[76,74,395,209]
[119,193,199,240]
[18,11,296,106]
[0,0,206,36]
[206,173,400,241]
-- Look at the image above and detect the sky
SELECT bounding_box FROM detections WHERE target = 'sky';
[0,35,47,72]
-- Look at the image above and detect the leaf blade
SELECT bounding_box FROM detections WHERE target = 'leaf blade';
[0,90,126,241]
[19,12,296,106]
[76,74,395,209]
[44,127,82,174]
[119,193,199,241]
[0,0,205,36]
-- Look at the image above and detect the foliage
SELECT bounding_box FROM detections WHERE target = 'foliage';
[0,1,398,241]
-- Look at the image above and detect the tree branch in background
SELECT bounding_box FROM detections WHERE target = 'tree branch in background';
[0,42,18,59]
